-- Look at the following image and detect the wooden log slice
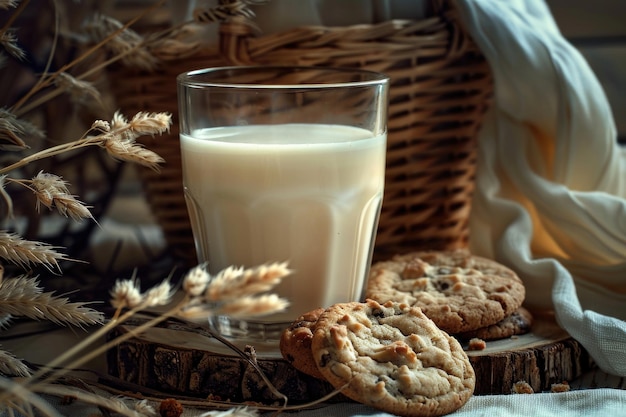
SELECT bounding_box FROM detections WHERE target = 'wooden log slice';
[106,315,594,403]
[106,320,337,403]
[463,314,595,394]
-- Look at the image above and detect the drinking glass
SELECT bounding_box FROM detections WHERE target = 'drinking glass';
[177,66,389,351]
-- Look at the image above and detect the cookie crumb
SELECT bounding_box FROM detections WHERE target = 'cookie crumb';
[468,337,486,351]
[511,381,534,394]
[159,398,183,417]
[551,381,570,393]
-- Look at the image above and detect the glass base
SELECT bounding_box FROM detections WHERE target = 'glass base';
[207,315,289,357]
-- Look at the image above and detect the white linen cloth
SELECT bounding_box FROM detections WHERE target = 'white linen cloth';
[6,385,626,417]
[453,0,626,377]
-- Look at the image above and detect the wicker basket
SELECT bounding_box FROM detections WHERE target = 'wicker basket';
[109,0,492,266]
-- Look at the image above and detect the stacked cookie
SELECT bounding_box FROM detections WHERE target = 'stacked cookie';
[365,250,532,343]
[280,299,475,416]
[279,250,531,415]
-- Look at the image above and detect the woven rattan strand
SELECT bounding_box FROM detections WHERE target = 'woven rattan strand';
[108,0,493,266]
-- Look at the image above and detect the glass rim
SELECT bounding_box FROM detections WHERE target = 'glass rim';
[177,65,389,89]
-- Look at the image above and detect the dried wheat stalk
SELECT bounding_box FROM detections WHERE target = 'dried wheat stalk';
[0,1,310,416]
[0,232,69,271]
[179,262,291,319]
[0,350,30,377]
[0,274,103,328]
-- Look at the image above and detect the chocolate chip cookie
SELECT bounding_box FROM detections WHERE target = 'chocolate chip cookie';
[455,307,533,341]
[311,299,475,417]
[279,308,325,379]
[365,250,526,333]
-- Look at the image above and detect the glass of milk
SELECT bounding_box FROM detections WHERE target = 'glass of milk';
[177,66,388,350]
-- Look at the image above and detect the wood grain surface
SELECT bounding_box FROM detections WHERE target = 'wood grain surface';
[106,315,595,402]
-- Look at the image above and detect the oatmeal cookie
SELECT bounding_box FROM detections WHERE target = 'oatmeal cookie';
[279,308,325,379]
[366,250,525,333]
[456,307,533,341]
[311,299,475,417]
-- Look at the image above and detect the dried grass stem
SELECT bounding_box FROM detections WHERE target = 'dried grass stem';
[0,111,170,175]
[0,0,28,35]
[11,0,166,115]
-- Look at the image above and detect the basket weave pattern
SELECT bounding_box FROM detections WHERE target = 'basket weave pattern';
[110,0,492,265]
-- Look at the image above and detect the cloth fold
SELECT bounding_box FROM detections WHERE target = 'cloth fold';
[454,0,626,376]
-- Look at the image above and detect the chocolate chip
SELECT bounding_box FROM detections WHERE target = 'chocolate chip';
[319,352,331,368]
[372,308,386,319]
[434,280,450,291]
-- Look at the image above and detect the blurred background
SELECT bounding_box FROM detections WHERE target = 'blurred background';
[0,0,624,302]
[547,0,626,143]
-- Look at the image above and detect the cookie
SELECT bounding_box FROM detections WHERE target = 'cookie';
[366,250,525,333]
[311,299,475,417]
[455,307,533,341]
[279,308,325,379]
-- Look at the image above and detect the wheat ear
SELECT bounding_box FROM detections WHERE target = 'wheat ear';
[0,349,31,377]
[205,262,292,301]
[0,275,104,327]
[0,232,69,271]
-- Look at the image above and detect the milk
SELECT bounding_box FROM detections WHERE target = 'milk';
[180,123,386,323]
